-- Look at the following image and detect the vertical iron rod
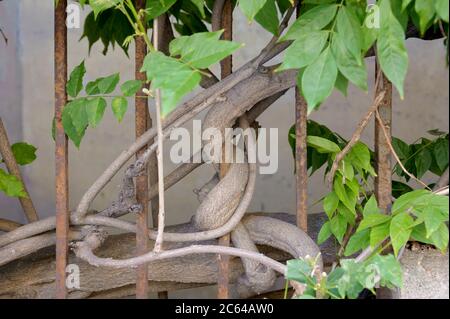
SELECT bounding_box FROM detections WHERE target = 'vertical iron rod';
[217,0,233,300]
[374,63,394,299]
[135,0,150,299]
[54,0,69,299]
[374,62,393,213]
[295,5,308,233]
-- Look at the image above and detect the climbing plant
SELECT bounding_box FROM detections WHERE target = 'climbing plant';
[0,0,448,299]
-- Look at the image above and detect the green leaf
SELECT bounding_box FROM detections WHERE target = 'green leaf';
[429,223,449,252]
[97,73,120,94]
[142,52,202,117]
[323,191,339,218]
[301,46,338,112]
[335,259,365,298]
[377,0,409,99]
[392,181,413,198]
[86,97,107,127]
[80,13,101,54]
[336,6,363,63]
[370,222,390,247]
[390,212,414,256]
[344,229,370,256]
[190,0,206,18]
[286,259,313,284]
[278,31,329,71]
[415,148,432,178]
[433,138,449,172]
[281,4,338,41]
[331,33,368,91]
[340,160,354,181]
[86,78,103,95]
[169,31,242,69]
[0,168,26,198]
[145,0,177,20]
[361,21,378,54]
[307,136,340,153]
[240,0,268,21]
[392,137,410,160]
[415,0,436,35]
[66,61,86,98]
[370,254,403,288]
[62,106,86,148]
[71,99,89,135]
[111,97,128,122]
[318,221,332,244]
[330,212,348,244]
[347,142,374,174]
[90,0,122,18]
[435,0,449,22]
[402,0,413,11]
[255,0,280,35]
[333,177,356,214]
[10,143,37,166]
[357,213,392,232]
[120,80,143,97]
[335,72,349,96]
[423,207,448,238]
[392,189,430,214]
[363,195,380,217]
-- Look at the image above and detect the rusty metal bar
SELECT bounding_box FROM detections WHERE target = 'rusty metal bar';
[135,0,150,299]
[54,0,69,299]
[295,90,308,232]
[217,0,233,300]
[374,62,393,213]
[295,5,308,233]
[0,118,39,223]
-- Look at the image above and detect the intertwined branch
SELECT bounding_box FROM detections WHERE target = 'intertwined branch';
[0,6,446,298]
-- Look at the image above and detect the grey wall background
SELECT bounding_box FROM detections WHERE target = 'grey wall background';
[0,0,449,297]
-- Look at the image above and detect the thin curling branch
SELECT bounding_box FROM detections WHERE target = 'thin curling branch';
[73,239,287,275]
[327,90,386,186]
[0,118,39,223]
[0,218,22,232]
[375,109,431,190]
[152,17,165,253]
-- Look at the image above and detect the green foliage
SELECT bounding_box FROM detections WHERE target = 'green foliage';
[0,168,27,198]
[392,133,449,181]
[10,143,37,166]
[239,0,269,21]
[142,31,241,116]
[377,0,409,99]
[66,61,86,98]
[81,9,134,55]
[301,47,338,112]
[90,0,123,18]
[286,254,402,299]
[120,80,143,97]
[0,141,37,198]
[62,62,139,146]
[145,0,177,21]
[111,97,128,122]
[289,121,449,259]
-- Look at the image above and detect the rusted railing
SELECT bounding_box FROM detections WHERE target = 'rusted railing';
[48,2,397,300]
[134,0,151,300]
[374,62,393,213]
[54,0,69,299]
[295,6,308,234]
[217,0,233,299]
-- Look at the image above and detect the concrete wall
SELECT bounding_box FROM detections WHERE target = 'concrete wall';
[0,0,449,296]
